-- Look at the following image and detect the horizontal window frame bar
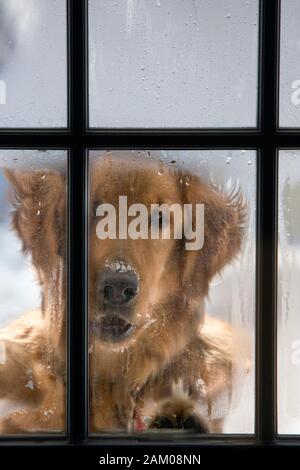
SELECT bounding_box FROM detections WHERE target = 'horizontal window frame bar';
[0,439,299,448]
[0,135,300,148]
[0,127,300,136]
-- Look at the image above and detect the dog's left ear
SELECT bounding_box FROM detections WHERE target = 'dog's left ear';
[3,168,66,269]
[181,173,246,298]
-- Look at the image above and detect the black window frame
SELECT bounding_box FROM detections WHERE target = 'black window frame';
[0,0,299,449]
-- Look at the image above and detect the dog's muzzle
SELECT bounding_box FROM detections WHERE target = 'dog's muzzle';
[91,268,139,341]
[90,314,136,342]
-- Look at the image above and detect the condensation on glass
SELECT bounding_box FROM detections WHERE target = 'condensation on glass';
[0,0,67,128]
[278,151,300,434]
[88,0,259,129]
[279,0,300,128]
[88,150,256,434]
[0,150,67,434]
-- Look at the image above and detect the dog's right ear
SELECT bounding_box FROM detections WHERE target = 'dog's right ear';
[181,173,247,299]
[3,168,66,270]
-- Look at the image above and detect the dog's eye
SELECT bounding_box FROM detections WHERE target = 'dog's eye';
[92,200,101,216]
[150,210,165,231]
[157,213,163,229]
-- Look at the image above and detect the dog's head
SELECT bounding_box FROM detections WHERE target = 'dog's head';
[3,154,246,358]
[89,154,246,349]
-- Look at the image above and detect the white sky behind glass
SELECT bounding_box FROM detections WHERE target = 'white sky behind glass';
[0,0,67,128]
[280,0,300,128]
[89,0,259,128]
[89,150,257,433]
[278,151,300,434]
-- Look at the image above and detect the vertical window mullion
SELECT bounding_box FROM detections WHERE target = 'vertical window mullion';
[68,0,88,444]
[256,0,279,442]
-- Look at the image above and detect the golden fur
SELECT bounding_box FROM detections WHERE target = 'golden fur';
[0,154,250,434]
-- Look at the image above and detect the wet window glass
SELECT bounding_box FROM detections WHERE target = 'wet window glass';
[88,150,256,434]
[278,150,300,434]
[279,0,300,128]
[0,150,67,434]
[0,0,67,128]
[88,0,259,129]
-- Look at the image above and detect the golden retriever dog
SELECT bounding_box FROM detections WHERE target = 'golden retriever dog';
[0,152,250,434]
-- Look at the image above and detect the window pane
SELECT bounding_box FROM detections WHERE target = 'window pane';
[0,150,67,434]
[279,0,300,128]
[278,151,300,434]
[88,0,259,128]
[88,150,256,434]
[0,0,67,128]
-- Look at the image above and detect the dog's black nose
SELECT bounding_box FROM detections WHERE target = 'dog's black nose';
[100,271,139,306]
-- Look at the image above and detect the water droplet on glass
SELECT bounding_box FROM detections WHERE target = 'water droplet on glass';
[226,13,231,19]
[226,157,231,165]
